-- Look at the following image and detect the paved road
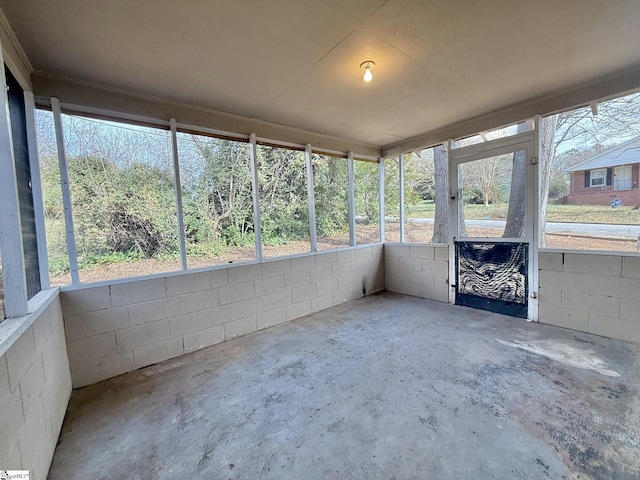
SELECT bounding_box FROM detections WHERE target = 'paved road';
[407,218,640,239]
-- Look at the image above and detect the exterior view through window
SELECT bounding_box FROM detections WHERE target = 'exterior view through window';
[312,153,350,250]
[354,160,380,244]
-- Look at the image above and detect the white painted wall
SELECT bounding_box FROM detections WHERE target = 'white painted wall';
[538,250,640,343]
[61,246,384,388]
[384,244,449,303]
[0,291,72,479]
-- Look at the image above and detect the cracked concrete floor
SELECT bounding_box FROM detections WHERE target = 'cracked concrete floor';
[49,293,640,479]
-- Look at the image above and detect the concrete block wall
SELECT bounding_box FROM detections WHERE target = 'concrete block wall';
[384,243,450,303]
[539,251,640,343]
[61,245,384,387]
[0,292,72,479]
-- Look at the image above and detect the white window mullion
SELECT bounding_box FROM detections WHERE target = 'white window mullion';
[170,118,188,270]
[249,134,263,260]
[305,145,318,252]
[399,153,405,243]
[348,152,356,246]
[379,157,385,242]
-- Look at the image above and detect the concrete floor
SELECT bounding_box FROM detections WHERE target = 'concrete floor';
[49,293,640,479]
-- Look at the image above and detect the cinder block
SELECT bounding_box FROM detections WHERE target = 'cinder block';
[333,287,361,304]
[64,307,129,341]
[32,308,52,353]
[311,266,333,283]
[290,255,315,272]
[255,276,284,296]
[410,271,435,288]
[538,252,563,272]
[399,256,422,272]
[285,270,310,290]
[179,290,219,315]
[166,271,211,297]
[169,310,214,337]
[620,299,640,322]
[262,259,291,278]
[423,260,448,276]
[434,246,449,261]
[228,263,262,284]
[132,337,184,369]
[356,246,373,261]
[562,290,620,318]
[70,351,133,388]
[116,320,170,351]
[219,281,255,305]
[589,314,640,343]
[17,399,51,480]
[400,281,424,298]
[315,251,338,267]
[66,332,117,366]
[229,297,264,321]
[183,325,224,353]
[316,278,338,297]
[410,245,435,260]
[257,307,287,330]
[292,284,316,303]
[224,316,257,339]
[622,256,640,279]
[110,277,166,307]
[538,305,588,332]
[312,294,335,313]
[337,274,357,291]
[337,249,356,264]
[0,356,10,411]
[128,298,181,326]
[60,286,111,315]
[538,287,562,308]
[6,328,36,392]
[263,290,292,311]
[563,253,622,277]
[387,244,410,258]
[332,262,352,278]
[0,393,24,458]
[286,300,312,321]
[18,355,45,419]
[210,268,229,288]
[213,305,231,325]
[424,280,449,303]
[5,442,21,470]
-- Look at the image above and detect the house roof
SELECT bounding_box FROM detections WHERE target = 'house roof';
[2,1,640,151]
[565,137,640,172]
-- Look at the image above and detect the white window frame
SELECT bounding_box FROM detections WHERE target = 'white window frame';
[590,168,606,187]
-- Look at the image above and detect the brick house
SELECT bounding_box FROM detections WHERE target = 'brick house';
[565,137,640,206]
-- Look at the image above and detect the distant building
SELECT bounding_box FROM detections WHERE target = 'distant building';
[565,137,640,205]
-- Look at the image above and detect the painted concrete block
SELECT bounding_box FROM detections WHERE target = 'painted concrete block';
[311,265,333,283]
[424,281,449,303]
[17,400,51,480]
[562,290,620,318]
[110,277,166,307]
[165,270,211,297]
[286,300,312,321]
[71,351,133,388]
[128,298,181,326]
[64,307,129,341]
[263,290,293,312]
[66,332,117,366]
[589,314,640,343]
[60,286,111,315]
[538,287,562,308]
[178,290,219,315]
[219,281,255,305]
[0,356,10,411]
[5,442,21,471]
[423,260,448,276]
[434,246,449,261]
[332,262,352,278]
[622,256,640,279]
[183,325,224,353]
[399,256,422,272]
[338,274,357,291]
[18,355,45,420]
[228,263,262,284]
[409,271,435,288]
[285,270,310,290]
[312,294,335,313]
[387,244,410,258]
[290,255,315,272]
[213,305,231,326]
[32,309,52,353]
[538,305,588,332]
[132,337,184,369]
[400,281,424,298]
[229,297,264,321]
[410,245,435,260]
[292,284,316,303]
[257,307,287,330]
[619,299,640,323]
[255,276,285,296]
[117,320,170,351]
[538,252,563,272]
[337,249,357,264]
[6,328,36,392]
[224,316,257,339]
[315,251,338,267]
[210,268,229,288]
[316,278,339,297]
[169,310,214,337]
[356,246,373,261]
[262,259,291,278]
[0,393,25,460]
[563,253,622,277]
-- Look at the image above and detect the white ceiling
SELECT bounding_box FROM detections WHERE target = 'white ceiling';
[2,0,640,148]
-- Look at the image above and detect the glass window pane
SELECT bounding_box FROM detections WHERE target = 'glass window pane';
[452,120,533,149]
[384,158,400,242]
[177,132,255,267]
[354,160,380,244]
[404,149,436,243]
[312,153,350,250]
[63,114,181,283]
[0,244,4,321]
[257,145,310,258]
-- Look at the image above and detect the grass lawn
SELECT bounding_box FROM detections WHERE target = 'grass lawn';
[405,200,640,224]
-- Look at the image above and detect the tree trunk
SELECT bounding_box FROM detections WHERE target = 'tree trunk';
[539,115,558,247]
[503,123,529,238]
[431,145,450,243]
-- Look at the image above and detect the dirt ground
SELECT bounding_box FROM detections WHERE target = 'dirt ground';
[49,223,638,287]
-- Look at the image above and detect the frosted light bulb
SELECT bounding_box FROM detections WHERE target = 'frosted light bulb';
[363,66,373,82]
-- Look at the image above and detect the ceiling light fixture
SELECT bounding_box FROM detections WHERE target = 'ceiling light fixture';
[360,60,375,82]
